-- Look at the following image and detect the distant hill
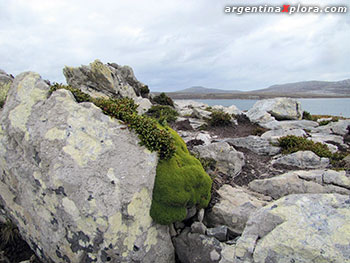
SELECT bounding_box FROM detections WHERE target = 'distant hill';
[164,79,350,99]
[252,79,350,95]
[177,86,241,94]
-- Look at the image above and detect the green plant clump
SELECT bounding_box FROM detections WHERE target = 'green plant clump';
[207,110,232,127]
[152,92,174,107]
[146,105,179,124]
[150,128,212,225]
[50,84,175,159]
[302,111,314,121]
[140,85,150,97]
[278,135,333,158]
[277,135,348,166]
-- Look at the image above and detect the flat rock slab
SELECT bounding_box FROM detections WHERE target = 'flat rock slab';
[272,150,329,169]
[225,136,281,156]
[249,169,350,199]
[205,185,270,235]
[235,194,350,263]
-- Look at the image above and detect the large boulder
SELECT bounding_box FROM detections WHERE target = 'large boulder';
[234,194,350,263]
[313,119,350,136]
[192,142,245,178]
[249,169,350,199]
[225,136,281,156]
[0,72,174,263]
[272,150,329,169]
[246,98,302,123]
[63,60,148,100]
[205,185,270,235]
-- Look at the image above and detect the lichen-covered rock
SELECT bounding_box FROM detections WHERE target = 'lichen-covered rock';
[63,60,148,100]
[192,142,245,178]
[246,98,302,123]
[0,72,174,263]
[212,104,242,116]
[205,185,270,235]
[249,169,350,199]
[225,136,281,156]
[234,194,350,263]
[272,150,329,169]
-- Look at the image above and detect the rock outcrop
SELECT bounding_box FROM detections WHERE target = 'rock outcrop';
[235,194,350,263]
[246,98,302,123]
[0,72,174,262]
[63,60,148,100]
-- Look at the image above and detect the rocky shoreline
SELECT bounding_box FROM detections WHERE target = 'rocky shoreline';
[0,61,350,263]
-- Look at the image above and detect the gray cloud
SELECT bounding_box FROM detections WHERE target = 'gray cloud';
[0,0,349,91]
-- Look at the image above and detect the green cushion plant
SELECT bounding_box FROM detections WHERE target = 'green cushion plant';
[150,128,212,224]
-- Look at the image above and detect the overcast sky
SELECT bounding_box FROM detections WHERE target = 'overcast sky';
[1,0,349,91]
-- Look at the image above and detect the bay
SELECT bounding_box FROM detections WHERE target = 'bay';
[191,98,350,118]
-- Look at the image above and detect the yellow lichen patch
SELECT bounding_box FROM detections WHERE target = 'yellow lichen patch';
[63,129,102,167]
[8,73,47,139]
[77,217,98,236]
[145,226,158,252]
[62,197,80,221]
[104,212,127,245]
[33,171,47,189]
[45,128,66,141]
[91,60,114,87]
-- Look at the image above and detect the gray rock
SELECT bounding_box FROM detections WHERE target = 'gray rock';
[63,59,147,99]
[234,194,350,263]
[343,155,350,169]
[0,72,174,263]
[246,98,302,123]
[308,133,348,151]
[205,185,270,235]
[219,244,236,263]
[173,229,223,263]
[197,208,205,223]
[192,142,245,178]
[212,104,242,116]
[272,150,329,169]
[206,225,228,242]
[134,97,152,114]
[191,222,207,235]
[225,136,281,156]
[174,100,209,118]
[186,207,197,220]
[313,120,350,136]
[261,128,306,143]
[249,169,350,199]
[262,119,319,130]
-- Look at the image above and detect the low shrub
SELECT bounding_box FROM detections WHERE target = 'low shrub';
[146,105,178,124]
[302,111,314,121]
[319,120,332,126]
[207,110,232,127]
[278,135,348,167]
[278,135,332,158]
[152,92,174,107]
[140,85,150,97]
[150,128,212,225]
[50,84,175,159]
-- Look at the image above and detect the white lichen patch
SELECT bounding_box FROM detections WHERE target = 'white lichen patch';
[62,197,80,221]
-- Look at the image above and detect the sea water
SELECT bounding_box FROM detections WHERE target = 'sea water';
[192,98,350,117]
